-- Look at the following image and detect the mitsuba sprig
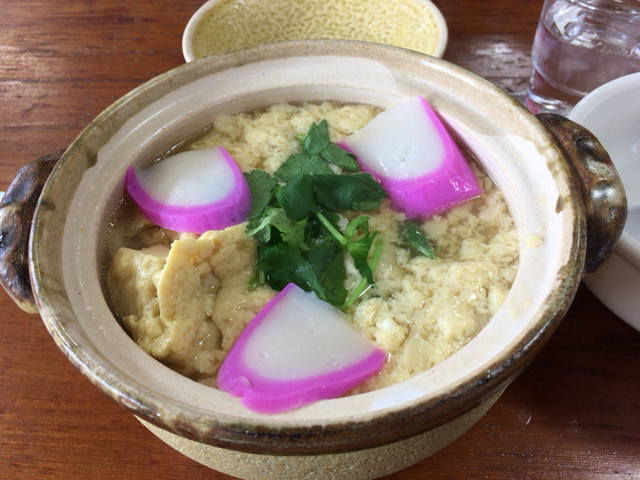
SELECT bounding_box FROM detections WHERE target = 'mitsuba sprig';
[244,120,387,309]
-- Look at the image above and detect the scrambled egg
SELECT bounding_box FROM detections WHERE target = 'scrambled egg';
[107,102,518,391]
[107,224,274,379]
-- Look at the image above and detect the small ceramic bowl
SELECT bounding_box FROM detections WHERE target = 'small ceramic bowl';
[182,0,448,62]
[569,72,640,331]
[0,40,626,479]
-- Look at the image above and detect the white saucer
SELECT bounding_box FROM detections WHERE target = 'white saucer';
[569,72,640,332]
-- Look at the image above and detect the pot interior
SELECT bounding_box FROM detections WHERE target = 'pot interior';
[30,40,583,445]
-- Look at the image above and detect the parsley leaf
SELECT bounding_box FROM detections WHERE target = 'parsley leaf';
[301,120,331,156]
[313,173,387,212]
[301,119,359,171]
[245,170,278,226]
[275,153,333,182]
[245,120,388,309]
[305,238,348,306]
[321,143,359,172]
[345,216,377,284]
[276,175,316,221]
[399,220,435,259]
[257,238,347,306]
[245,206,307,249]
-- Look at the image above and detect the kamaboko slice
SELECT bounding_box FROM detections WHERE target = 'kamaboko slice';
[339,96,481,219]
[218,283,386,414]
[126,146,251,234]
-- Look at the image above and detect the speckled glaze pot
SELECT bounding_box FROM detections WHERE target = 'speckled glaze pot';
[0,40,627,480]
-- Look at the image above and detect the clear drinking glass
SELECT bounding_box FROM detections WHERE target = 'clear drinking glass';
[526,0,640,114]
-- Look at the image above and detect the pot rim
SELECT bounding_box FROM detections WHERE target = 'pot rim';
[29,39,585,455]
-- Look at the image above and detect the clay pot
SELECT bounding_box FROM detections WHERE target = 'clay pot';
[0,40,626,480]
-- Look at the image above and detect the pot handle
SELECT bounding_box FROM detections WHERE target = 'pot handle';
[0,150,64,313]
[537,113,627,274]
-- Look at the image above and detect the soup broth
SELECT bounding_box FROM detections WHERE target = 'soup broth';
[105,101,519,392]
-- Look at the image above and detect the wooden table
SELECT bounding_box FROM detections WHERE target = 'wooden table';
[1,1,639,478]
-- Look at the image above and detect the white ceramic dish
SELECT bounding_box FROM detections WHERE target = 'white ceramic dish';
[182,0,448,62]
[569,72,640,331]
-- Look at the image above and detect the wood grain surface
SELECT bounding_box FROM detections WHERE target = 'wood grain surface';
[1,1,639,479]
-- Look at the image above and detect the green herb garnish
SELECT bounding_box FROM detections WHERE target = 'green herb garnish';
[399,220,435,259]
[245,120,387,309]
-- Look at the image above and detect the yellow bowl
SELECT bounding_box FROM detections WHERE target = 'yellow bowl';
[182,0,448,61]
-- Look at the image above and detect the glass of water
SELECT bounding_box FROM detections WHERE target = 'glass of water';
[526,0,640,115]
